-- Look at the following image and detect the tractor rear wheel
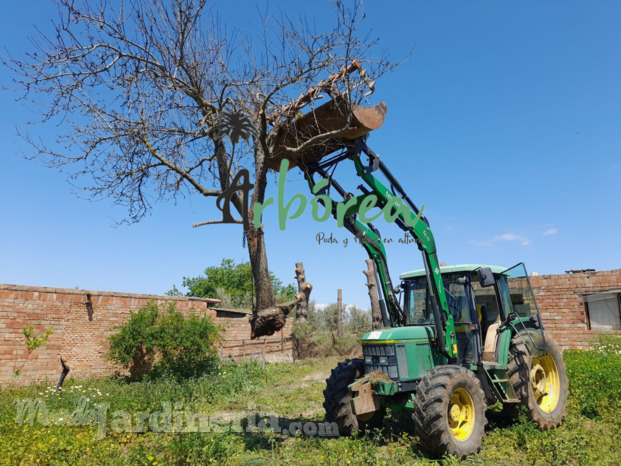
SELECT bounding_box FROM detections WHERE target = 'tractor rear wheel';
[323,359,385,435]
[506,332,568,428]
[413,365,487,458]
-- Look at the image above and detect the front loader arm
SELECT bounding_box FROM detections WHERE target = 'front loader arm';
[303,139,458,358]
[307,169,403,328]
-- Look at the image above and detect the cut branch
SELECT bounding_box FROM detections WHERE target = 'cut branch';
[294,261,312,325]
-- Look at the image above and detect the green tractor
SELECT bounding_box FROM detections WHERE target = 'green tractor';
[274,89,569,457]
[323,263,568,457]
[297,137,568,457]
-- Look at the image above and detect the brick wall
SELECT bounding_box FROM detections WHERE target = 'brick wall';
[530,269,621,349]
[2,269,619,386]
[0,284,292,387]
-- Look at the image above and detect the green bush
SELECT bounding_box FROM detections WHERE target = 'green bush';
[563,334,621,419]
[347,305,373,335]
[107,302,222,379]
[293,301,371,359]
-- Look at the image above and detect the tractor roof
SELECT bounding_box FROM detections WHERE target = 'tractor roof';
[400,264,508,280]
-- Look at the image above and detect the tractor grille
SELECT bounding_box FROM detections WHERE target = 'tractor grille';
[362,344,398,379]
[396,345,409,378]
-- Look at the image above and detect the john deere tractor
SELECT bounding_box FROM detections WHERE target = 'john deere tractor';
[297,137,568,457]
[275,91,568,457]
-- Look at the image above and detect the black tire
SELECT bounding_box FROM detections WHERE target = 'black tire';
[323,359,385,435]
[413,365,487,458]
[506,332,568,429]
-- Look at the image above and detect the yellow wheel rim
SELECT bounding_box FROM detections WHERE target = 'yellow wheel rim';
[448,388,476,441]
[531,353,560,413]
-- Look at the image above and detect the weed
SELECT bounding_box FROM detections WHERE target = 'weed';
[1,342,620,464]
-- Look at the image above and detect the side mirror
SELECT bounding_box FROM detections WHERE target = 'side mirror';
[477,267,496,287]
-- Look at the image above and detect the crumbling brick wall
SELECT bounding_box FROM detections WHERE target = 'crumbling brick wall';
[2,269,620,386]
[530,269,621,349]
[0,284,292,387]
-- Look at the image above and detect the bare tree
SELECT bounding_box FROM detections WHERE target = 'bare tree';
[4,0,397,337]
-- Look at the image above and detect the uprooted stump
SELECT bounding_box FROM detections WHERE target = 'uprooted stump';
[250,298,300,339]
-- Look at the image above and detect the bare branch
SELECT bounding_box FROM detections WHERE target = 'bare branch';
[192,219,243,228]
[6,0,403,313]
[141,133,220,198]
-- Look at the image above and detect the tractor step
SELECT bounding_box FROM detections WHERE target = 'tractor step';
[482,365,519,402]
[482,362,500,370]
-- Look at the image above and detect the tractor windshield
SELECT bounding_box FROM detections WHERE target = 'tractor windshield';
[503,262,540,318]
[403,277,434,325]
[403,274,470,326]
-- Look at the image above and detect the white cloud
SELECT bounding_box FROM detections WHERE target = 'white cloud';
[494,233,531,245]
[542,228,558,236]
[471,232,531,247]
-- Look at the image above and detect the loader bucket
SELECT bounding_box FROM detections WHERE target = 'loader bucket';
[269,98,387,171]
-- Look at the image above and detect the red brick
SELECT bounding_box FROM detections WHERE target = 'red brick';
[0,283,292,386]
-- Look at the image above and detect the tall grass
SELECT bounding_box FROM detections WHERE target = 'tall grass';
[1,337,620,464]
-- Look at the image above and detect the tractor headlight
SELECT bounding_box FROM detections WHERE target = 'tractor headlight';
[379,356,388,365]
[365,356,373,365]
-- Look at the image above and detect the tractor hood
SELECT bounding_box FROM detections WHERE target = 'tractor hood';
[362,325,435,343]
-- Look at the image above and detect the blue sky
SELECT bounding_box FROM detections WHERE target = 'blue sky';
[1,1,620,308]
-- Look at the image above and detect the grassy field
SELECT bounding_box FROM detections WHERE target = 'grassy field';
[1,336,620,465]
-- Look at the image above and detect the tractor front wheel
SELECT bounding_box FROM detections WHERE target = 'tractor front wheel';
[323,359,385,435]
[413,365,487,458]
[506,333,568,428]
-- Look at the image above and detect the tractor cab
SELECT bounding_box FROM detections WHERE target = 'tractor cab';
[400,263,544,366]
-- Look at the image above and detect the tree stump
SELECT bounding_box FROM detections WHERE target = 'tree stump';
[337,288,343,337]
[363,259,383,330]
[294,262,313,325]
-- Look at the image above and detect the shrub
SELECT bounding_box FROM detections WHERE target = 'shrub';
[564,334,621,419]
[107,302,222,379]
[346,305,372,334]
[293,301,370,359]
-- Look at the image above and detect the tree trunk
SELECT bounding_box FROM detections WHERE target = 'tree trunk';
[294,262,312,325]
[247,226,275,310]
[247,226,284,339]
[364,259,383,330]
[337,288,343,337]
[247,136,283,339]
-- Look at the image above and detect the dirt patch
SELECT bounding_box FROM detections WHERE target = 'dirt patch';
[302,371,330,382]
